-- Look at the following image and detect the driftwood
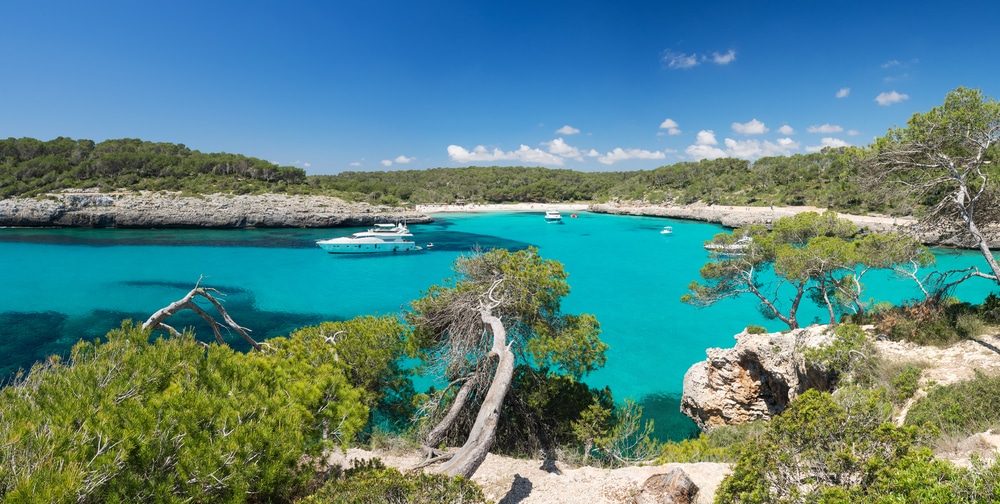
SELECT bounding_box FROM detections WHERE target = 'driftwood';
[142,279,260,350]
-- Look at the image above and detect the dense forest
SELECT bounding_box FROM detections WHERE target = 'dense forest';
[0,136,920,215]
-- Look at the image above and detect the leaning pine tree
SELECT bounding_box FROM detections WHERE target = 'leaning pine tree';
[408,247,607,478]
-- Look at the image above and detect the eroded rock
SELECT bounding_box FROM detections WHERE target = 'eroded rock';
[680,325,837,431]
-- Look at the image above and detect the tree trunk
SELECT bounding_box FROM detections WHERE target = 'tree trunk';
[436,307,515,479]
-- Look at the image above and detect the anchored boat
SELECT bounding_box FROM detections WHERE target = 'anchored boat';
[316,223,421,254]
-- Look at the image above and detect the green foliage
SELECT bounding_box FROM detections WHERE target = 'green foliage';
[714,389,966,504]
[872,298,980,346]
[0,137,306,198]
[905,370,1000,437]
[572,398,659,467]
[0,322,368,503]
[745,324,768,334]
[410,247,607,380]
[656,422,766,464]
[0,136,892,213]
[802,324,879,387]
[302,458,487,504]
[263,316,417,435]
[685,212,930,330]
[889,364,922,405]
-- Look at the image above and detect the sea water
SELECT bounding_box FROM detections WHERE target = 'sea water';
[0,211,996,440]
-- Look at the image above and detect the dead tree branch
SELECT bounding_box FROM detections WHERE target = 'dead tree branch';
[142,279,260,350]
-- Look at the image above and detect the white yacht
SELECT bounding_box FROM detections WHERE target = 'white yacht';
[704,235,752,256]
[316,223,421,254]
[544,210,563,223]
[660,226,673,235]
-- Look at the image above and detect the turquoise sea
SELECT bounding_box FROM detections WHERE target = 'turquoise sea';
[1,211,997,440]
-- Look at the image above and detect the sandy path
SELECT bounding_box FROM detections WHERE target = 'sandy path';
[328,448,729,504]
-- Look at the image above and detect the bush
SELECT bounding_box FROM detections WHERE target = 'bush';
[871,299,980,347]
[0,322,370,502]
[889,364,922,405]
[802,324,879,387]
[745,324,768,334]
[301,459,486,504]
[714,389,974,503]
[905,370,1000,437]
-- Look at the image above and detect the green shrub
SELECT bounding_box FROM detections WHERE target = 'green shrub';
[889,364,922,405]
[802,324,879,387]
[905,370,1000,437]
[0,322,369,503]
[656,422,766,464]
[872,299,981,347]
[301,459,487,504]
[714,389,974,503]
[745,324,768,334]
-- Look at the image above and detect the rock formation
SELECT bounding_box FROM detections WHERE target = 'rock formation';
[680,325,837,431]
[0,190,432,228]
[637,468,699,504]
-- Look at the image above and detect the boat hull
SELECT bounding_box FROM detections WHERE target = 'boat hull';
[318,241,421,253]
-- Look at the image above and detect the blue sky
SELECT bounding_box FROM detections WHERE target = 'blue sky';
[3,1,999,174]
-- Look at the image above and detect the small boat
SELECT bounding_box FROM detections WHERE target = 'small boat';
[316,223,421,254]
[570,213,578,219]
[704,235,752,256]
[660,226,673,235]
[544,210,563,223]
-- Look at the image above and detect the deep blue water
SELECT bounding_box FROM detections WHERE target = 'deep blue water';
[1,211,997,440]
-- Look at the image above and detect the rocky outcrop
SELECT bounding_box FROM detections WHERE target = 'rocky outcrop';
[680,325,838,431]
[637,468,699,504]
[0,191,432,228]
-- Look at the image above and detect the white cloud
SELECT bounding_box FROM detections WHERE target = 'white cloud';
[543,138,584,161]
[662,50,700,69]
[875,90,909,106]
[349,161,362,167]
[776,137,800,150]
[847,130,859,136]
[662,49,737,69]
[685,144,727,161]
[713,49,736,65]
[380,159,393,167]
[556,125,580,135]
[881,60,901,68]
[447,144,564,166]
[778,125,795,135]
[807,123,843,134]
[685,130,801,161]
[836,87,850,98]
[394,155,414,164]
[732,119,768,135]
[659,118,681,135]
[597,148,666,165]
[695,130,719,145]
[806,137,851,152]
[585,149,600,158]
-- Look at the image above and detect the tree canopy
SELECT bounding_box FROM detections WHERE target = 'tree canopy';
[859,86,1000,282]
[683,211,931,329]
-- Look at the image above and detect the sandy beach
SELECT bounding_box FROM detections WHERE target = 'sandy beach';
[417,201,914,234]
[416,202,591,214]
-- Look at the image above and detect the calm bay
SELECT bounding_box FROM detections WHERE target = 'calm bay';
[1,211,996,440]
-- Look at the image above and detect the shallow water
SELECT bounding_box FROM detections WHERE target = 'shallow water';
[1,212,996,440]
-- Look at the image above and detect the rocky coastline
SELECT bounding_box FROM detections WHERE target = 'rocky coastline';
[0,191,432,228]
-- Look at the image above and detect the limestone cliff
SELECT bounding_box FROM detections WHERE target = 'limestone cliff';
[680,325,837,431]
[0,191,432,228]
